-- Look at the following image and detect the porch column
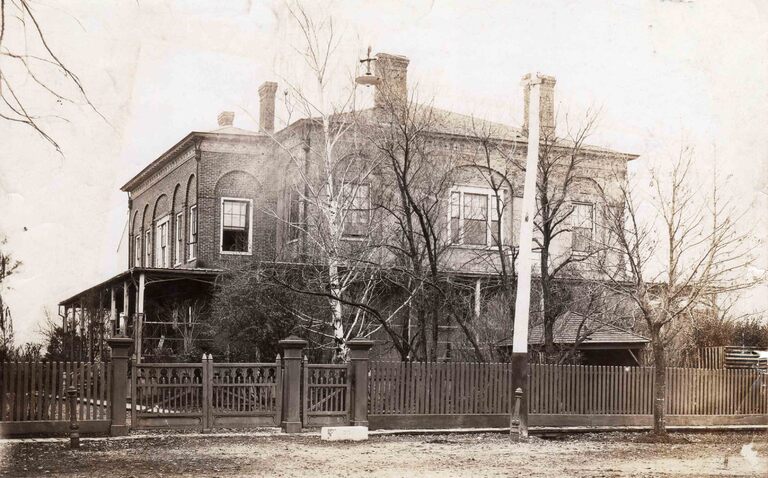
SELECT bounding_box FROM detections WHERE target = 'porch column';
[135,273,145,363]
[110,288,117,336]
[121,280,129,336]
[279,336,307,433]
[348,338,374,427]
[107,336,134,436]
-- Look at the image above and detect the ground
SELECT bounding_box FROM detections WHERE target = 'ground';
[1,431,767,477]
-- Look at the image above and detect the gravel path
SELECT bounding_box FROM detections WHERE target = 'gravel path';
[1,431,766,477]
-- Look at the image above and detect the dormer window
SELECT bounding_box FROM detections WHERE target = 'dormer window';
[220,198,252,254]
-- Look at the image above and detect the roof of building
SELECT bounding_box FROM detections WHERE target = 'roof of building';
[59,267,224,307]
[209,125,262,136]
[305,106,638,159]
[122,99,637,194]
[526,311,650,345]
[120,124,267,192]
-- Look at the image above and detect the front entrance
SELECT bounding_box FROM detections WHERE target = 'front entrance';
[131,357,282,430]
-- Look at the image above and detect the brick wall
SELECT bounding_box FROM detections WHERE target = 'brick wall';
[196,137,278,268]
[128,146,198,269]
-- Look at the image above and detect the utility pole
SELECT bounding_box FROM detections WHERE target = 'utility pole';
[510,74,543,439]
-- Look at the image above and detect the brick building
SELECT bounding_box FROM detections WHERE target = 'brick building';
[60,52,638,362]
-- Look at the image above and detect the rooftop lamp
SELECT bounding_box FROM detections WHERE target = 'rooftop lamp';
[355,46,380,86]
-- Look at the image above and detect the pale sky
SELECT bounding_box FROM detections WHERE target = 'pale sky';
[1,0,766,343]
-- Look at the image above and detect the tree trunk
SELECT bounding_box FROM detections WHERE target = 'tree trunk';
[651,330,668,436]
[429,302,439,362]
[417,303,427,361]
[328,261,347,362]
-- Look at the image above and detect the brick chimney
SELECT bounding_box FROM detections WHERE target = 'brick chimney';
[522,73,556,137]
[258,81,278,133]
[374,53,409,109]
[217,111,235,127]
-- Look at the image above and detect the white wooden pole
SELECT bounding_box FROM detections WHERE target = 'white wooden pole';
[512,75,542,353]
[509,74,543,440]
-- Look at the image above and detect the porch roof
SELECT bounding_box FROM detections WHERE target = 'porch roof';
[58,267,224,307]
[498,311,649,348]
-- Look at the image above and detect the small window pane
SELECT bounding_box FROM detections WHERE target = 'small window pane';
[463,193,487,220]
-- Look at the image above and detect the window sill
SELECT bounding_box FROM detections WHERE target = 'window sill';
[220,250,252,256]
[449,243,509,251]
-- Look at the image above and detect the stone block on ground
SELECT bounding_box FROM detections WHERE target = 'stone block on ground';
[320,426,368,441]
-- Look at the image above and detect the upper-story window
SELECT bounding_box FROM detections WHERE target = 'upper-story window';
[188,205,197,261]
[342,184,370,238]
[221,198,252,254]
[571,202,594,253]
[155,216,169,268]
[134,234,142,267]
[450,187,503,247]
[287,191,301,242]
[145,230,152,266]
[174,212,183,265]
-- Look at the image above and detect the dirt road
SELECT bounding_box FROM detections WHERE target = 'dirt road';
[1,431,766,477]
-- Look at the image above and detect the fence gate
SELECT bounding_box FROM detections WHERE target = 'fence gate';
[302,361,351,427]
[131,357,282,430]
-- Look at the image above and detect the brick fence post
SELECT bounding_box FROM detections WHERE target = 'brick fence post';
[348,338,374,428]
[279,336,307,433]
[107,336,134,436]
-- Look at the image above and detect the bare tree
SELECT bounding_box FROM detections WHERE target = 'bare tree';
[263,2,384,361]
[458,119,520,358]
[594,147,764,436]
[0,0,103,153]
[365,90,474,361]
[529,110,603,359]
[0,236,19,360]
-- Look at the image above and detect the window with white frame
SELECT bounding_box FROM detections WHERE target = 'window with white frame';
[450,187,503,246]
[342,184,370,238]
[188,205,197,261]
[221,198,251,253]
[155,216,169,267]
[572,202,594,253]
[174,212,183,265]
[145,230,152,265]
[134,235,142,267]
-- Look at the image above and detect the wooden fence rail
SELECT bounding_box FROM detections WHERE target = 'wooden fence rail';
[369,362,768,417]
[0,361,111,422]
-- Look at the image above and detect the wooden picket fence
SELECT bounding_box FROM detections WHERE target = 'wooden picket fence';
[368,361,768,429]
[369,361,514,416]
[0,361,112,434]
[529,364,767,415]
